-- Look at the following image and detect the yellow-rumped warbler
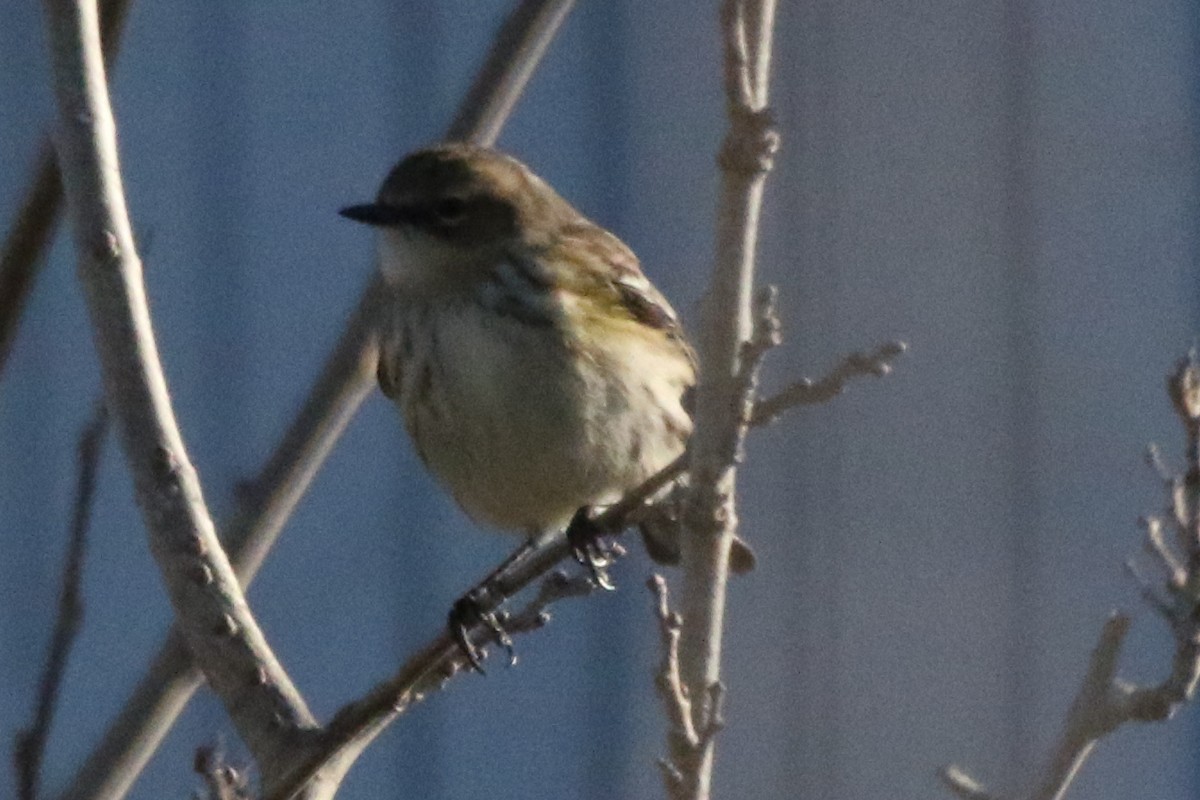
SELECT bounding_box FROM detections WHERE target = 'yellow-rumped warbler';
[341,145,753,659]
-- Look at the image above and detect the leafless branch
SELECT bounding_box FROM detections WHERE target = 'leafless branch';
[41,0,320,793]
[647,575,698,800]
[57,3,578,799]
[445,0,577,144]
[505,570,600,635]
[751,340,907,425]
[942,352,1200,800]
[12,400,106,800]
[262,495,656,800]
[670,0,779,796]
[0,0,131,382]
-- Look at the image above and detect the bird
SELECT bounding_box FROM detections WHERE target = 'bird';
[340,144,753,667]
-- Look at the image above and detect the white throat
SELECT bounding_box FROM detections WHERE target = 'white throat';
[377,228,468,292]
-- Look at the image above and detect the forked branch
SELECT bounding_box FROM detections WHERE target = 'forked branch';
[942,352,1200,800]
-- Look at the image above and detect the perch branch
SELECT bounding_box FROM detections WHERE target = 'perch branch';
[261,335,901,800]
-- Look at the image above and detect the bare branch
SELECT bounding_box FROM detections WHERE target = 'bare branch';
[41,0,318,786]
[648,575,697,800]
[1024,615,1128,800]
[264,523,624,800]
[57,4,578,799]
[943,353,1200,800]
[505,570,596,635]
[13,400,106,800]
[0,0,131,383]
[445,0,577,146]
[751,340,907,425]
[672,0,779,796]
[1140,516,1185,589]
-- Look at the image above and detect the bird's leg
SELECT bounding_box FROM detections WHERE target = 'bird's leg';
[566,506,622,591]
[448,539,533,672]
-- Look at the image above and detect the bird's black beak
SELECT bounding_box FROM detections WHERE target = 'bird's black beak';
[338,203,408,227]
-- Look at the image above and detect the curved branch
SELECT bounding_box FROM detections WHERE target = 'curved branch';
[41,0,316,781]
[57,3,578,798]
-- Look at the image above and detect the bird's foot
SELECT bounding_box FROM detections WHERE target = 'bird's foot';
[566,506,624,591]
[448,588,515,673]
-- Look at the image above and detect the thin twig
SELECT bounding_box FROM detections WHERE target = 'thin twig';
[939,765,1001,800]
[751,340,907,425]
[943,353,1200,800]
[57,4,578,799]
[0,0,131,382]
[265,513,642,800]
[193,745,253,800]
[504,570,597,635]
[1140,515,1185,589]
[13,400,106,800]
[647,575,697,800]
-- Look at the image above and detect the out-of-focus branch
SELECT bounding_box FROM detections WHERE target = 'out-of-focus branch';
[13,400,107,800]
[57,3,578,799]
[40,0,318,790]
[941,352,1200,800]
[445,0,576,144]
[0,0,131,382]
[671,0,779,797]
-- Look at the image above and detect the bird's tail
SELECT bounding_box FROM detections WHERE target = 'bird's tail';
[637,482,757,575]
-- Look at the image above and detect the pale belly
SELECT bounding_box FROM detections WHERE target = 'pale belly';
[383,297,689,534]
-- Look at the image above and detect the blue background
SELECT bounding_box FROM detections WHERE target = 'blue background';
[2,1,1199,798]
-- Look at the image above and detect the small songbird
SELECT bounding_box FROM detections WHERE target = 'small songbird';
[340,145,753,661]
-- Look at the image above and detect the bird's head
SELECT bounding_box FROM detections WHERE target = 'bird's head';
[341,145,576,291]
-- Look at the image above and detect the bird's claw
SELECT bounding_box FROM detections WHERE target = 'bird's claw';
[449,591,516,673]
[566,507,623,591]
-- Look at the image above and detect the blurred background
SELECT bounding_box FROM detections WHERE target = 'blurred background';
[2,1,1199,798]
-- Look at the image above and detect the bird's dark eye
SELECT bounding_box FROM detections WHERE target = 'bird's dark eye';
[434,197,467,225]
